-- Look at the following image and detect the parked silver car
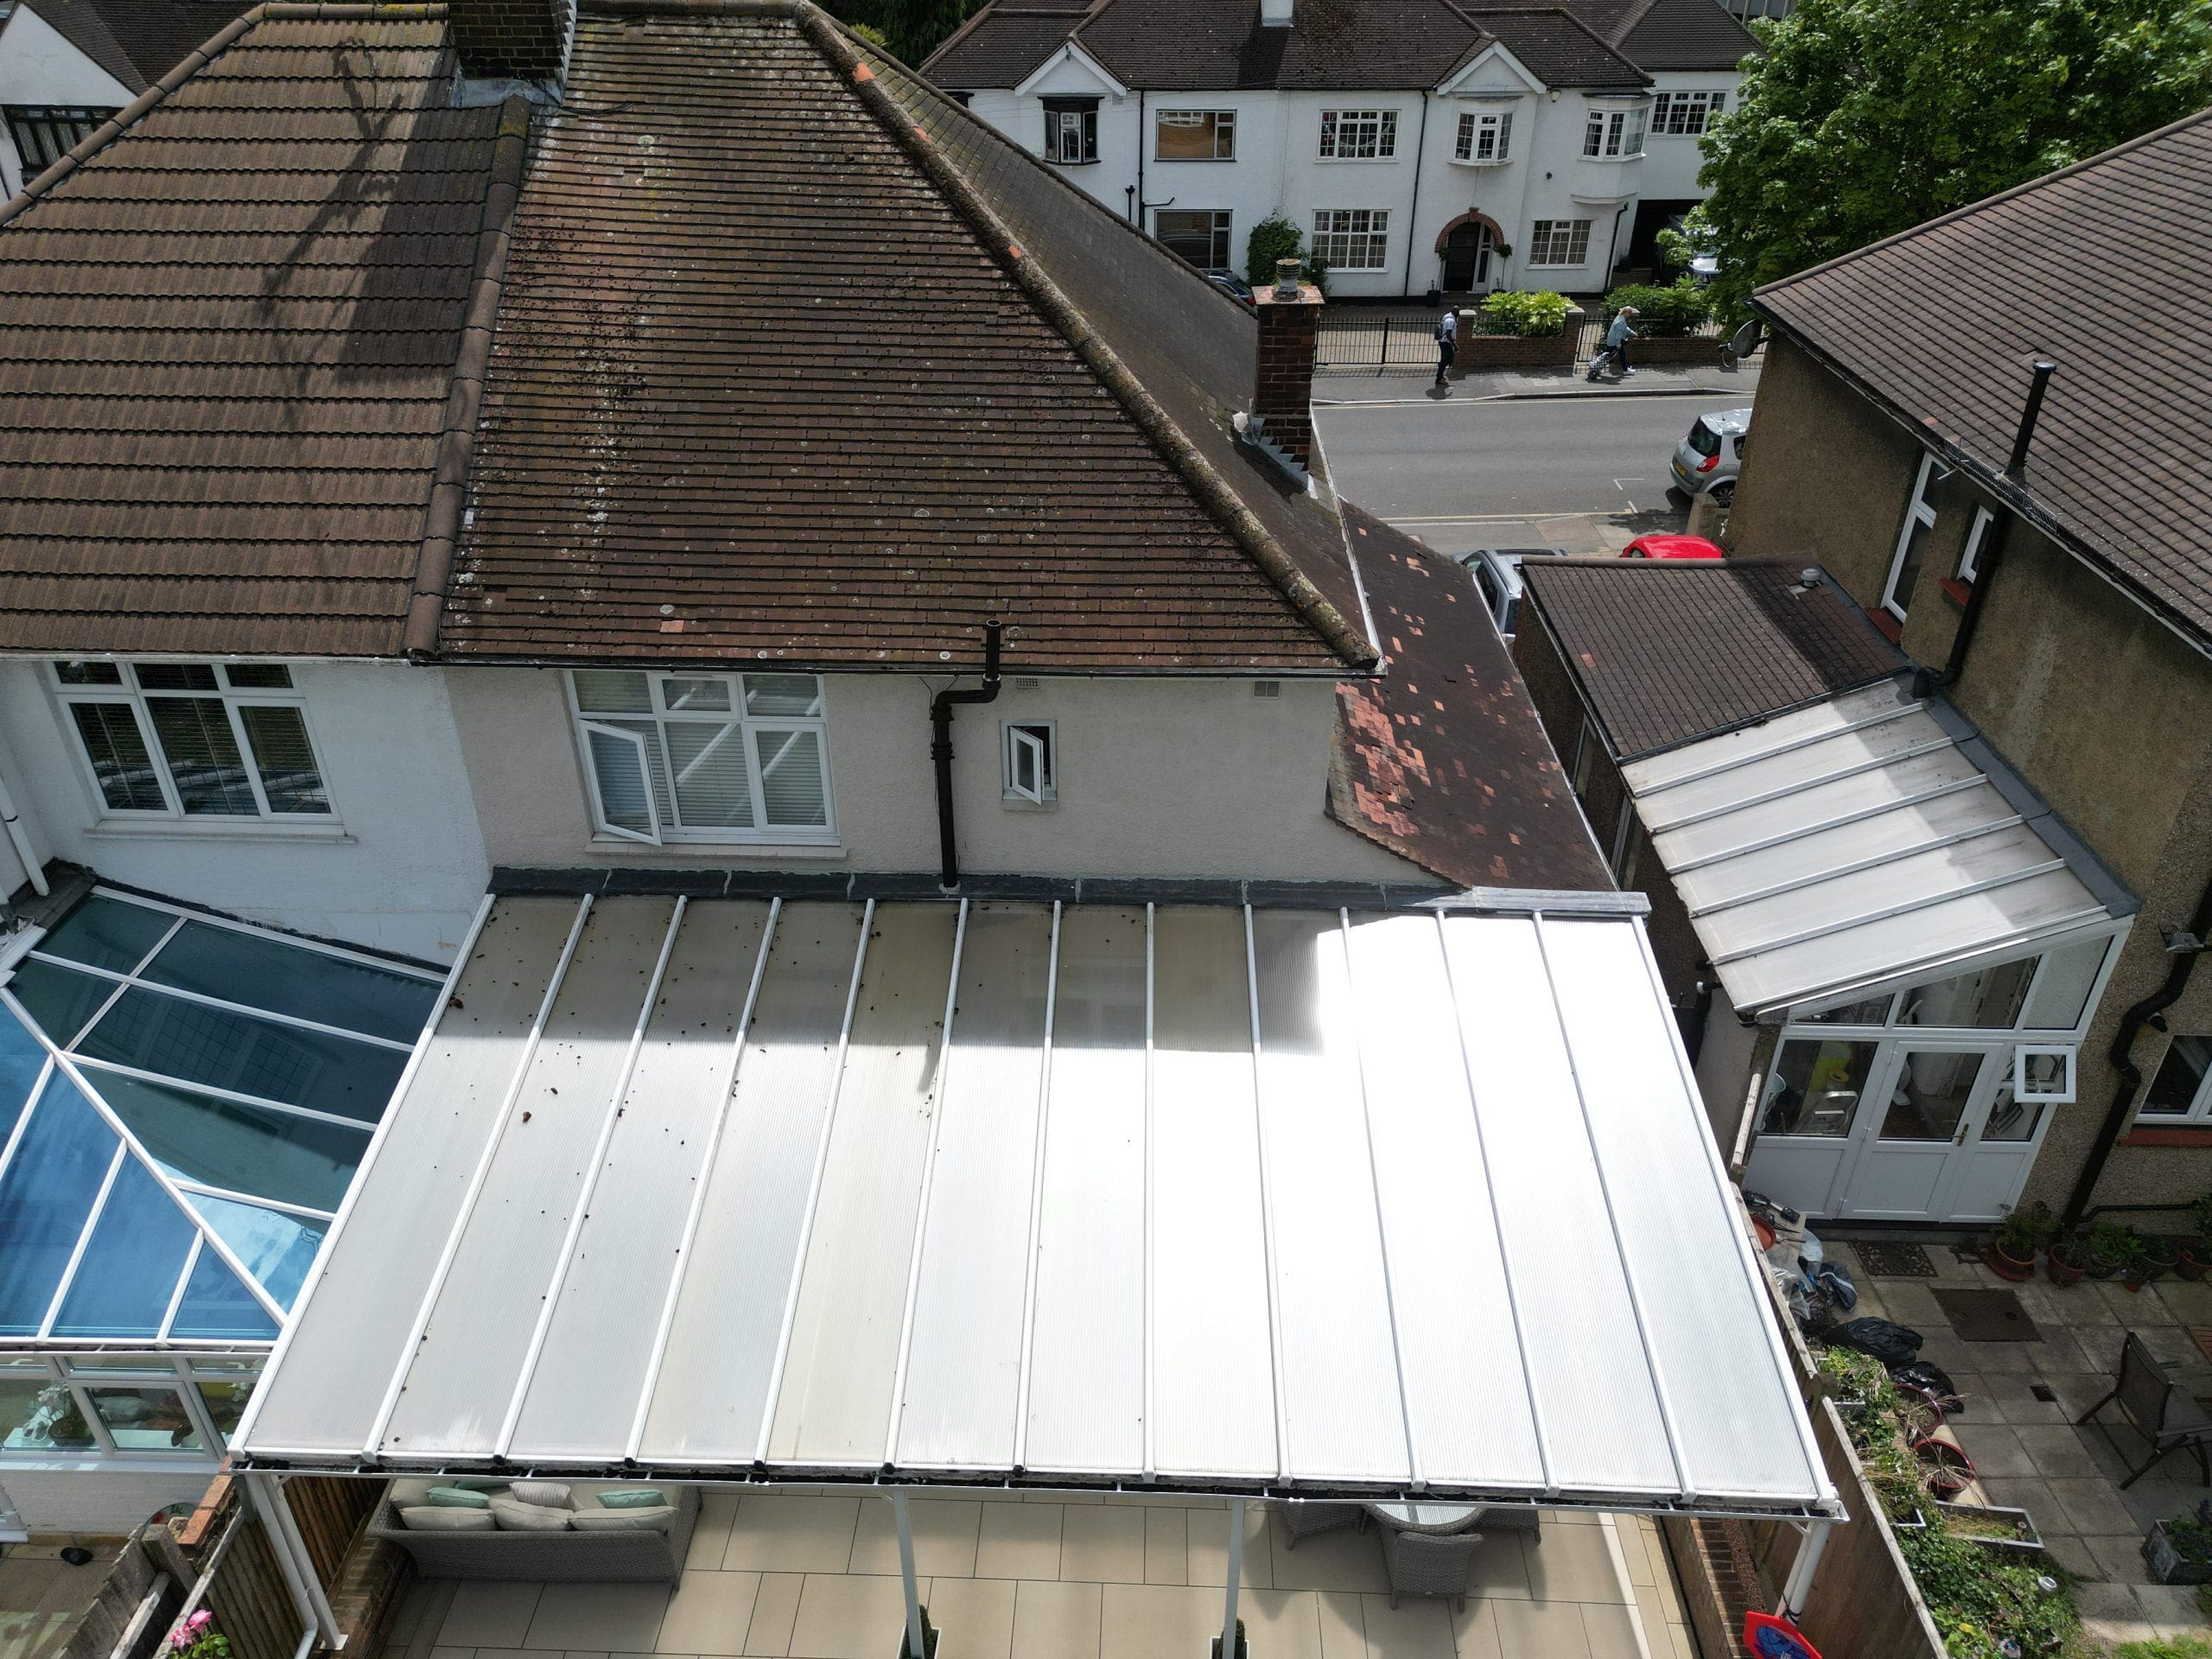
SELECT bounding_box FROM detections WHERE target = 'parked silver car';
[1670,407,1751,506]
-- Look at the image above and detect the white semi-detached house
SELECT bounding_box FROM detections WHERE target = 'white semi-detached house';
[925,0,1758,299]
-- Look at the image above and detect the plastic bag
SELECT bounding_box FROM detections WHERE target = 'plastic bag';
[1827,1318,1923,1367]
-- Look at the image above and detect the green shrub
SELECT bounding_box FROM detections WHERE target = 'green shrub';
[1600,277,1712,337]
[2118,1639,2212,1659]
[1993,1200,2056,1257]
[1477,289,1570,337]
[1244,214,1304,289]
[1897,1523,2078,1659]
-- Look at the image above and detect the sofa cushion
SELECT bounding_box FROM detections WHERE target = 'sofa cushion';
[399,1505,499,1532]
[594,1488,668,1510]
[569,1506,677,1534]
[426,1486,492,1509]
[508,1481,573,1510]
[490,1497,574,1532]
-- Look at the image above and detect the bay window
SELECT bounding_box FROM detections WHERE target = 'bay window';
[1454,109,1512,163]
[1583,105,1646,158]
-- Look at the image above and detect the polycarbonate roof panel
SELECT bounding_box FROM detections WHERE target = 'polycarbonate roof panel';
[1624,683,2123,1018]
[0,888,440,1346]
[238,893,1830,1517]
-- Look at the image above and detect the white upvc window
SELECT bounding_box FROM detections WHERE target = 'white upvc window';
[1884,453,1947,621]
[2143,1033,2212,1122]
[1958,504,1996,584]
[52,662,332,823]
[1155,109,1236,161]
[1609,797,1637,880]
[1312,208,1389,269]
[1453,109,1512,163]
[1003,721,1057,804]
[1043,101,1098,164]
[1583,105,1645,158]
[1651,90,1725,135]
[568,670,834,845]
[1319,108,1397,160]
[1528,218,1592,267]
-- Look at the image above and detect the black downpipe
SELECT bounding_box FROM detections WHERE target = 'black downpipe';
[931,620,1003,891]
[2063,874,2212,1228]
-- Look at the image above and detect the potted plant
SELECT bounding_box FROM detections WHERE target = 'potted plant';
[2144,1503,2212,1585]
[2180,1194,2212,1280]
[171,1611,230,1659]
[2083,1217,2144,1280]
[2047,1229,2094,1287]
[2133,1235,2184,1289]
[1986,1203,2054,1281]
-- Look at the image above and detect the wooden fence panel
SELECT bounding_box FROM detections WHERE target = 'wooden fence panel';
[203,1516,307,1659]
[284,1479,382,1588]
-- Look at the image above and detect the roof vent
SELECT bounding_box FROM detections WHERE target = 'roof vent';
[1013,676,1042,691]
[1261,0,1294,22]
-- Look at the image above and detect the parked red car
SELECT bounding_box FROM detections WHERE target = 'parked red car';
[1620,533,1724,561]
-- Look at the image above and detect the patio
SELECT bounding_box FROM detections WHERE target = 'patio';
[1834,1239,2212,1649]
[0,1540,117,1659]
[379,1492,1698,1659]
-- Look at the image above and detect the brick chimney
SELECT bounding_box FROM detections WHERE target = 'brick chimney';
[1253,257,1324,467]
[448,0,573,86]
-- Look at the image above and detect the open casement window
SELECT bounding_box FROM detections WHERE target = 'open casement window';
[1884,454,1947,620]
[1042,99,1098,164]
[2012,1045,2075,1105]
[1958,504,1995,584]
[1004,721,1055,804]
[569,671,834,845]
[52,662,331,822]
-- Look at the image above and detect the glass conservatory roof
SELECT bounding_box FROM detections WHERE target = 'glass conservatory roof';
[0,891,442,1345]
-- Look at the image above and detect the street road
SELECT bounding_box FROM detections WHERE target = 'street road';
[1315,391,1752,555]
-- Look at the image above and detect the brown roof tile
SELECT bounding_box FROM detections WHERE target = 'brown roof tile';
[1518,558,1907,760]
[1752,109,2212,650]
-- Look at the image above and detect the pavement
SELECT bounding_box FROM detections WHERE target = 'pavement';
[1315,358,1762,407]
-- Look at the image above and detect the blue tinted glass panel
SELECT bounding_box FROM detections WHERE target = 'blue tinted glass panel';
[78,991,406,1124]
[187,1192,325,1310]
[86,1071,365,1213]
[143,923,436,1045]
[168,1249,278,1341]
[37,897,175,974]
[0,1010,46,1147]
[51,1159,195,1338]
[7,959,115,1046]
[0,1077,118,1334]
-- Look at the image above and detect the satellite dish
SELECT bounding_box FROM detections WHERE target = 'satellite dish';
[1730,320,1764,359]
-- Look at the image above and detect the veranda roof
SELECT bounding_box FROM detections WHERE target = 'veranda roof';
[236,887,1833,1518]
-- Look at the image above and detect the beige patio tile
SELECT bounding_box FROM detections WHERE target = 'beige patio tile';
[1144,1508,1188,1585]
[1099,1583,1214,1659]
[528,1584,671,1654]
[976,1503,1065,1580]
[1577,1602,1640,1659]
[1186,1503,1274,1589]
[1980,1372,2068,1424]
[1540,1510,1600,1526]
[1011,1580,1101,1659]
[923,1577,1015,1659]
[391,1580,442,1646]
[1448,1600,1502,1659]
[786,1575,907,1659]
[2072,1580,2161,1648]
[1268,1516,1388,1594]
[1316,1590,1368,1659]
[1630,1582,1672,1637]
[1356,1592,1454,1659]
[2157,1278,2212,1322]
[2046,1477,2139,1535]
[2037,1532,2099,1579]
[689,1491,742,1571]
[429,1647,474,1659]
[2098,1281,2178,1325]
[2014,1423,2105,1478]
[441,1583,544,1649]
[657,1571,760,1656]
[1950,1422,2037,1478]
[1238,1588,1324,1659]
[723,1497,861,1575]
[1612,1525,1653,1588]
[848,1497,980,1578]
[2084,1533,2155,1585]
[1058,1505,1147,1583]
[1458,1535,1529,1601]
[743,1575,804,1657]
[1520,1525,1622,1605]
[2134,1582,2212,1633]
[1491,1599,1593,1659]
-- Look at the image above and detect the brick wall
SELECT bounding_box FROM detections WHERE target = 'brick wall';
[448,0,571,79]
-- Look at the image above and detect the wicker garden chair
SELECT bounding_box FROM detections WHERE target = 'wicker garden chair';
[1279,1501,1364,1548]
[2076,1331,2212,1489]
[1379,1524,1486,1611]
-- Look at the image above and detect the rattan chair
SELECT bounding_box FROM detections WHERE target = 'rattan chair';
[2076,1331,2212,1489]
[1279,1501,1364,1548]
[1379,1525,1485,1611]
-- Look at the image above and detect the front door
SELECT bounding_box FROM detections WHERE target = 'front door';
[1441,223,1494,290]
[1834,1045,2000,1221]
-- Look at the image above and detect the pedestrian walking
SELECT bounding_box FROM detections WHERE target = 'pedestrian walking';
[1433,308,1458,387]
[1592,304,1640,378]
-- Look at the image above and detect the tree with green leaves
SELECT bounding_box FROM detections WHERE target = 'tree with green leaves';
[868,0,977,66]
[1697,0,2212,316]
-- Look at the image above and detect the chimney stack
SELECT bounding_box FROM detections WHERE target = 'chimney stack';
[1261,0,1294,24]
[448,0,573,88]
[1253,257,1323,467]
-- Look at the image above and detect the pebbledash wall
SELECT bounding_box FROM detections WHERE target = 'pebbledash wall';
[0,659,490,963]
[0,3,132,198]
[445,668,1422,884]
[963,61,1740,299]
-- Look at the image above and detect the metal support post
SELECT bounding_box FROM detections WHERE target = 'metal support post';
[1776,1516,1831,1620]
[893,1491,926,1658]
[1219,1498,1245,1658]
[245,1471,343,1650]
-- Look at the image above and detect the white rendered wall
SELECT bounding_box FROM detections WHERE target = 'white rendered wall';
[1632,70,1738,200]
[0,7,132,197]
[447,668,1422,884]
[0,1470,213,1537]
[0,659,491,962]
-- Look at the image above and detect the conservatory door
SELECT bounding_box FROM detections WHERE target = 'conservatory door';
[1833,1045,2016,1222]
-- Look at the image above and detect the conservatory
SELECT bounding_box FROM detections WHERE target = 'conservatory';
[0,888,440,1508]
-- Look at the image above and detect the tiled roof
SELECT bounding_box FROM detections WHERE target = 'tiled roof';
[13,0,251,94]
[1752,109,2212,651]
[924,0,1667,89]
[441,4,1376,671]
[1517,559,1907,760]
[0,6,516,657]
[1330,508,1610,891]
[1611,0,1758,69]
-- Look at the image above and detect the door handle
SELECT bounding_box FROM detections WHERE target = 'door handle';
[1954,1121,1970,1146]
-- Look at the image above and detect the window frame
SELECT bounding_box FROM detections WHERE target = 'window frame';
[1152,207,1234,273]
[1526,218,1592,268]
[565,670,837,848]
[3,106,112,174]
[1582,105,1646,159]
[2142,1032,2212,1124]
[1043,103,1098,165]
[1002,720,1058,804]
[1154,108,1236,162]
[1311,208,1390,270]
[1318,108,1398,162]
[1452,108,1512,164]
[1957,504,1996,584]
[50,662,335,826]
[1883,453,1947,621]
[1650,90,1725,136]
[1608,796,1637,880]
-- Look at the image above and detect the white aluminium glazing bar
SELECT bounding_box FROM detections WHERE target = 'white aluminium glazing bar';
[66,1057,381,1135]
[1143,901,1156,1479]
[360,894,592,1459]
[26,953,417,1052]
[1658,773,1992,875]
[38,1141,128,1337]
[0,1054,54,1191]
[1010,900,1060,1473]
[157,1235,203,1340]
[1686,814,2029,918]
[495,898,688,1459]
[168,1180,332,1224]
[226,893,496,1455]
[1642,736,1957,835]
[1707,860,2069,967]
[753,898,875,1465]
[1632,697,1921,791]
[624,899,780,1461]
[1239,906,1292,1481]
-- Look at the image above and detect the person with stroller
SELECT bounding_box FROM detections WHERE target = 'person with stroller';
[1590,304,1639,379]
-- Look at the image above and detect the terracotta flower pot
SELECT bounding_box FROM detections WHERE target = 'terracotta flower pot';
[2046,1247,2088,1287]
[2178,1241,2209,1281]
[1986,1240,2037,1281]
